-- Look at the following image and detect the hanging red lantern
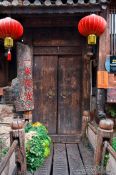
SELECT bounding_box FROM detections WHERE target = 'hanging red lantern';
[78,14,107,45]
[0,17,23,61]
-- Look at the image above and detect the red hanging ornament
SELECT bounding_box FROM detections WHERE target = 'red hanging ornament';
[25,67,31,75]
[0,17,23,61]
[7,49,11,61]
[78,14,107,44]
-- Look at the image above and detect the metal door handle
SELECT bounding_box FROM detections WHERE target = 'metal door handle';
[47,89,55,99]
[60,91,67,99]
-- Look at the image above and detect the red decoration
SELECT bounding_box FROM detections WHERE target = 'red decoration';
[25,67,31,75]
[0,17,23,61]
[0,17,23,40]
[24,79,32,87]
[7,50,11,61]
[78,14,107,36]
[26,92,33,101]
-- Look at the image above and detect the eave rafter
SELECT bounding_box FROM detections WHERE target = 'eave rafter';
[0,0,110,15]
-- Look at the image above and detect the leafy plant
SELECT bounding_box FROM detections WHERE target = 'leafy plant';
[103,137,116,167]
[106,105,116,118]
[112,137,116,151]
[0,138,9,162]
[25,122,52,173]
[103,153,109,167]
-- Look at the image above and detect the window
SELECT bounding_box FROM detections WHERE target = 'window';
[110,8,116,55]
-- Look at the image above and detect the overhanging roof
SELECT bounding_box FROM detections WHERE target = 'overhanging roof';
[0,0,109,15]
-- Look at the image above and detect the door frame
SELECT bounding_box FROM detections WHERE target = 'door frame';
[31,27,90,142]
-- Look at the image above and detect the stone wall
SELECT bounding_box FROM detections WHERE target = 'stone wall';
[0,104,14,147]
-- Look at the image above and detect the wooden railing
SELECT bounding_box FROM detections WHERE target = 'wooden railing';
[0,140,18,174]
[88,122,97,135]
[0,112,115,175]
[0,119,27,175]
[106,141,116,160]
[82,111,115,175]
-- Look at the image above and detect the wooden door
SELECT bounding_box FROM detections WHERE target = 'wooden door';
[33,54,82,134]
[58,56,82,134]
[33,27,83,135]
[33,56,58,134]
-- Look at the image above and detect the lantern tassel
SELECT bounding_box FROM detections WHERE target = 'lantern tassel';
[7,49,11,61]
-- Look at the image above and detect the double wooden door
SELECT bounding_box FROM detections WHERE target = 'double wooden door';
[33,50,82,135]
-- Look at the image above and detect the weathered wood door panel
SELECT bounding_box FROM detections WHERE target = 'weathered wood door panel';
[58,56,82,134]
[33,54,82,134]
[33,56,57,134]
[33,27,83,135]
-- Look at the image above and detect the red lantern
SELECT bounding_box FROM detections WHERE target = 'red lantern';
[0,17,23,61]
[78,14,107,45]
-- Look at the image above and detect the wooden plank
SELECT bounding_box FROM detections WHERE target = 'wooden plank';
[50,134,81,143]
[78,142,94,175]
[34,146,53,175]
[97,9,110,120]
[98,10,110,71]
[33,55,57,134]
[53,144,69,175]
[9,153,16,175]
[66,144,86,175]
[33,28,81,47]
[33,46,82,55]
[22,16,80,28]
[58,56,82,134]
[82,53,90,112]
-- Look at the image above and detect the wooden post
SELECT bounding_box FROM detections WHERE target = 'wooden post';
[81,111,90,138]
[23,111,32,122]
[82,46,93,112]
[97,8,110,120]
[10,119,27,175]
[94,119,114,174]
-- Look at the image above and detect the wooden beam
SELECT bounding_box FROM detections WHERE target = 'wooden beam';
[22,16,81,28]
[82,48,92,112]
[97,8,110,119]
[50,134,81,143]
[33,46,82,55]
[98,10,110,70]
[0,5,102,15]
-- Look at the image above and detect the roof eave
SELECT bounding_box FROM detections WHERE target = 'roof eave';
[0,4,106,15]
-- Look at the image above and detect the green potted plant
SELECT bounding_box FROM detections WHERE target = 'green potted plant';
[106,104,116,127]
[112,137,116,152]
[25,122,52,173]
